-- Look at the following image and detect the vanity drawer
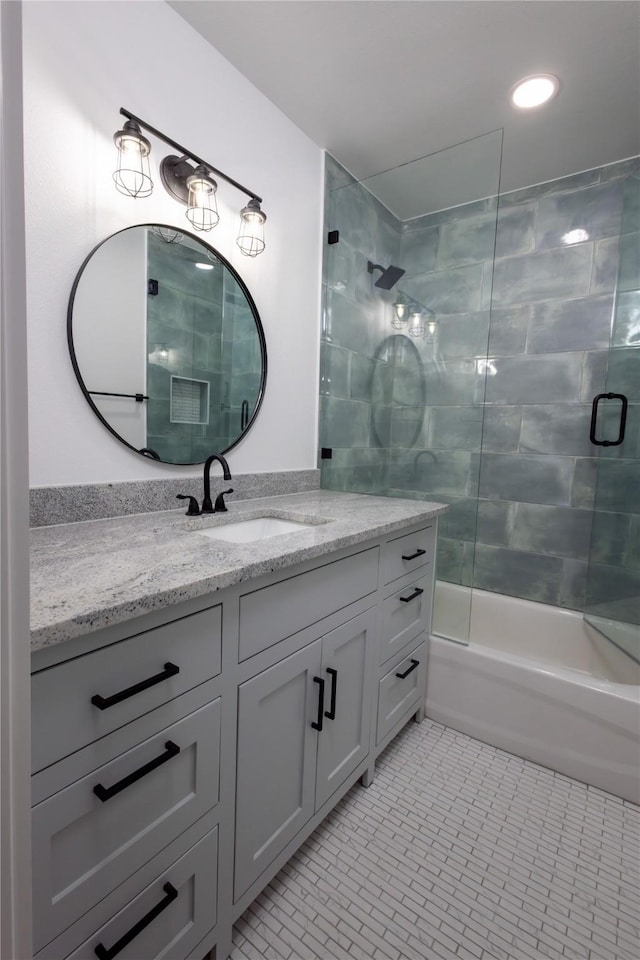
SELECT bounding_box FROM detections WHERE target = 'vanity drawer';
[238,547,379,660]
[35,826,218,960]
[32,604,222,772]
[381,525,434,585]
[32,698,220,952]
[380,572,432,665]
[376,639,428,745]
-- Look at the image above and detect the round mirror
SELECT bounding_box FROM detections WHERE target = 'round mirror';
[68,224,267,464]
[371,335,426,448]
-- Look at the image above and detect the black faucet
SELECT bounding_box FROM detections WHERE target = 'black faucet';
[202,454,232,513]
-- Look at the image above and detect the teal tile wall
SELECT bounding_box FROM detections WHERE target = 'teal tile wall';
[321,153,639,612]
[396,159,639,610]
[146,234,263,462]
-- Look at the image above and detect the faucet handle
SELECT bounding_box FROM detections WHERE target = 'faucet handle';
[176,494,201,516]
[213,488,234,513]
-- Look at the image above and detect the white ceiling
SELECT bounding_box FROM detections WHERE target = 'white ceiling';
[169,0,640,209]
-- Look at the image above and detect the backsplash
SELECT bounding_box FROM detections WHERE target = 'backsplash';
[30,470,320,527]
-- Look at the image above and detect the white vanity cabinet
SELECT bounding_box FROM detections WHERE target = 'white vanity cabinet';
[234,606,375,901]
[31,515,438,960]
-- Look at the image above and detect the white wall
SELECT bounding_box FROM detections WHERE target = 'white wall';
[23,0,323,486]
[73,226,147,448]
[1,2,32,955]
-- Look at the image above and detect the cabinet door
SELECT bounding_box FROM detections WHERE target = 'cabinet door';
[234,640,322,901]
[315,609,374,810]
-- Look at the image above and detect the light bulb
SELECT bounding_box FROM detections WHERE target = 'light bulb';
[112,119,153,198]
[237,199,267,257]
[186,166,219,232]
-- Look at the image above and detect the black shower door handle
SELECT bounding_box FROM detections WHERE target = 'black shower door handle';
[590,393,628,447]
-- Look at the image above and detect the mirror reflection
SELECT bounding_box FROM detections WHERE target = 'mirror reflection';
[68,225,267,464]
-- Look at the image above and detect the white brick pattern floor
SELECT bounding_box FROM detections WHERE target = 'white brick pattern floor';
[230,721,640,960]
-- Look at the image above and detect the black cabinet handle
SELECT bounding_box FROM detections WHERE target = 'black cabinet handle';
[401,548,426,561]
[400,587,424,604]
[312,676,325,731]
[325,668,338,720]
[396,658,419,680]
[590,392,628,447]
[93,741,180,803]
[94,882,178,960]
[91,662,180,710]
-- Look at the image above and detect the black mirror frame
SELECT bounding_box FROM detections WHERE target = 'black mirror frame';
[371,334,426,449]
[67,223,268,465]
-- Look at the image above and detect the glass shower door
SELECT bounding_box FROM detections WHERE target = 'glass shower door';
[584,172,640,661]
[321,132,503,644]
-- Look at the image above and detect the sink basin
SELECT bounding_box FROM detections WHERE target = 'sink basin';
[194,516,317,544]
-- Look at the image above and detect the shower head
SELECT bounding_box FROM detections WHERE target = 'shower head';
[367,260,406,290]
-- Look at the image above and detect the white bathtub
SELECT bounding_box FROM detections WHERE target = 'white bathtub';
[426,583,640,804]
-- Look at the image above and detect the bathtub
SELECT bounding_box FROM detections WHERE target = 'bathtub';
[426,583,640,804]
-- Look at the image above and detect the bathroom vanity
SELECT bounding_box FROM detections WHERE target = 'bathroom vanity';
[30,490,445,960]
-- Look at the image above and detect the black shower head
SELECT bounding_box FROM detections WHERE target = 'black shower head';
[367,260,406,290]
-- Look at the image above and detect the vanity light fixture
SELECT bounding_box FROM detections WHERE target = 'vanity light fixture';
[510,74,560,109]
[237,199,267,258]
[186,166,219,232]
[392,292,436,340]
[112,120,153,198]
[112,108,267,255]
[151,226,183,244]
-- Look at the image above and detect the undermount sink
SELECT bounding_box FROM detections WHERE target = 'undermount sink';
[194,516,318,544]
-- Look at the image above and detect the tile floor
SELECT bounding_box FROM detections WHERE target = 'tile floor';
[230,720,640,960]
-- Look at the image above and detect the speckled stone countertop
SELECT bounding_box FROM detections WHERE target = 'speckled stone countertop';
[31,490,447,652]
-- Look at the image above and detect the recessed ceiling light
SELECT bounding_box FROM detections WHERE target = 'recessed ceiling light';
[194,262,214,270]
[511,74,560,109]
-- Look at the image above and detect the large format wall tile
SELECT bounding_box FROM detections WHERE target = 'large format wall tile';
[410,262,484,315]
[437,214,497,268]
[481,406,522,452]
[399,223,439,276]
[498,169,601,207]
[613,291,640,347]
[424,358,486,405]
[491,245,593,306]
[476,499,514,547]
[494,204,535,259]
[618,231,640,292]
[319,343,350,399]
[479,453,575,505]
[511,503,593,560]
[484,353,583,404]
[319,396,371,447]
[591,236,620,295]
[519,404,593,456]
[474,544,565,604]
[589,510,632,566]
[435,311,490,360]
[487,305,530,356]
[535,181,624,251]
[527,296,613,354]
[427,406,484,451]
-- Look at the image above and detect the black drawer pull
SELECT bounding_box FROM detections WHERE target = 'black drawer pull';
[93,741,180,802]
[91,662,180,710]
[94,882,178,960]
[400,587,424,604]
[325,667,338,720]
[401,548,426,561]
[396,659,419,680]
[312,676,325,731]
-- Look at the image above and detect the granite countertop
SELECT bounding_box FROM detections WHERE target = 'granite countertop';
[30,490,447,651]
